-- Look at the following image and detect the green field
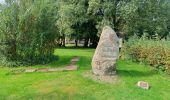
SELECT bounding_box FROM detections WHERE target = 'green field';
[0,48,170,100]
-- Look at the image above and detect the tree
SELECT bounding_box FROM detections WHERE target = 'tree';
[57,0,99,47]
[0,0,169,66]
[88,0,170,38]
[88,0,125,34]
[120,0,170,38]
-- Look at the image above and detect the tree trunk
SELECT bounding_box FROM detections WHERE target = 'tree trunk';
[62,34,65,47]
[75,39,78,47]
[58,38,62,47]
[84,38,89,47]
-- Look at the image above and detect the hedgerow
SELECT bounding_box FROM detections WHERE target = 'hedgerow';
[121,35,170,74]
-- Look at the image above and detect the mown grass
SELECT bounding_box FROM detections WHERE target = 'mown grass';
[0,48,170,100]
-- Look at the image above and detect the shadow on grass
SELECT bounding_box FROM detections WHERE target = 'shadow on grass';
[56,46,96,49]
[32,56,72,68]
[117,69,157,77]
[48,56,72,66]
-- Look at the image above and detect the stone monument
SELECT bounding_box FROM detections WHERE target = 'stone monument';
[92,26,119,76]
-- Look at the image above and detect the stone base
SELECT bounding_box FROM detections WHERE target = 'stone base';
[92,66,116,76]
[82,70,120,84]
[92,70,116,76]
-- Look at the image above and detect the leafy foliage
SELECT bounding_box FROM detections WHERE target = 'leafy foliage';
[121,36,170,74]
[57,0,170,46]
[0,0,59,66]
[120,0,170,37]
[57,0,99,47]
[0,0,170,67]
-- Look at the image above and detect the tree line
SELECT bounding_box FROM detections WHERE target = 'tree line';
[0,0,170,66]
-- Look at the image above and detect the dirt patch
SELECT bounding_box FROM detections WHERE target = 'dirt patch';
[9,56,80,74]
[25,69,37,73]
[36,68,49,72]
[48,68,64,72]
[82,70,121,84]
[65,65,78,71]
[71,56,80,62]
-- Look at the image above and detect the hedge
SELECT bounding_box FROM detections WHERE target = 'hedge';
[121,36,170,74]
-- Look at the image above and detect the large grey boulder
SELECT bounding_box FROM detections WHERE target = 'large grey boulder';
[92,26,119,76]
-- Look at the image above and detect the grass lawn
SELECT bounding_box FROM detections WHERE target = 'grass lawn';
[0,48,170,100]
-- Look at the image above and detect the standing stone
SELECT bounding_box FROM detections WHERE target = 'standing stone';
[92,26,119,76]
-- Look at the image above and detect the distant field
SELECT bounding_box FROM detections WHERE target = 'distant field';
[0,48,169,100]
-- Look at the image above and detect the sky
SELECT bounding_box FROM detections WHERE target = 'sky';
[0,0,5,4]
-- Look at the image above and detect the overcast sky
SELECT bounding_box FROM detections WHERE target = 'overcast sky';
[0,0,5,4]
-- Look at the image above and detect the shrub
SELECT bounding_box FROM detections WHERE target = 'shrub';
[121,35,170,74]
[0,1,59,67]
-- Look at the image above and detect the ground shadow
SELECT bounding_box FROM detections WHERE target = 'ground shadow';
[117,69,157,77]
[57,46,96,49]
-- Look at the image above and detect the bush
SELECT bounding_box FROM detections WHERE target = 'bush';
[121,35,170,74]
[0,1,59,67]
